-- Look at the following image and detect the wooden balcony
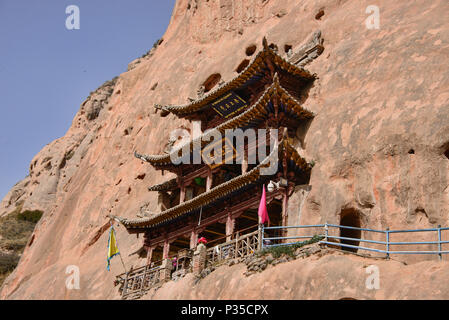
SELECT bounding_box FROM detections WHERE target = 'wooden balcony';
[206,229,261,267]
[116,261,162,300]
[115,226,261,299]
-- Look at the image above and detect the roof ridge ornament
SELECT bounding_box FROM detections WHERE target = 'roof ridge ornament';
[272,72,280,86]
[262,36,269,50]
[154,104,170,117]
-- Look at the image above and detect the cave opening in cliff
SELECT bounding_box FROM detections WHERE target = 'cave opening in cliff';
[266,200,283,245]
[339,208,361,253]
[203,73,222,93]
[236,59,250,73]
[245,44,257,56]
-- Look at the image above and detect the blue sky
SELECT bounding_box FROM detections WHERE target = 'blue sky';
[0,0,175,200]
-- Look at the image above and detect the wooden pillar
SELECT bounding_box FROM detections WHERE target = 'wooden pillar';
[179,183,186,204]
[258,223,263,251]
[241,152,248,174]
[226,212,235,242]
[282,188,289,241]
[190,229,198,249]
[163,238,170,259]
[206,168,213,191]
[146,247,153,266]
[177,169,185,204]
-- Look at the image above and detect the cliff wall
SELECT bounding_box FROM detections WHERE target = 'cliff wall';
[1,0,448,299]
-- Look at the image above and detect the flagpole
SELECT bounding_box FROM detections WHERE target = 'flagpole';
[119,252,127,274]
[110,219,127,274]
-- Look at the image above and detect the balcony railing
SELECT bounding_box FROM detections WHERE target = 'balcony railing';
[116,225,261,299]
[116,260,162,299]
[262,223,449,260]
[206,228,261,266]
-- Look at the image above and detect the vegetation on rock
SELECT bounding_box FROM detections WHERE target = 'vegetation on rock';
[258,235,324,258]
[0,206,43,286]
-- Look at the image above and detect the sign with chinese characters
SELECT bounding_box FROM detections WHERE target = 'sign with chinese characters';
[210,91,248,119]
[202,136,240,169]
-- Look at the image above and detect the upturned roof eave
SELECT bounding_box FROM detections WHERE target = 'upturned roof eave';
[158,39,315,116]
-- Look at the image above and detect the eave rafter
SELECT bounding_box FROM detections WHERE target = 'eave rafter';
[147,178,178,192]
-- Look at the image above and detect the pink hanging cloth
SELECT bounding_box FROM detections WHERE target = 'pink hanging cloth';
[258,185,270,225]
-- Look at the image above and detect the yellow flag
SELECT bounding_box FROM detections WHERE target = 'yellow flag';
[107,226,120,271]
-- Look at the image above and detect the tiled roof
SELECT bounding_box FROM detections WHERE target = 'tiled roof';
[147,178,178,192]
[121,139,310,229]
[157,38,315,117]
[135,73,314,167]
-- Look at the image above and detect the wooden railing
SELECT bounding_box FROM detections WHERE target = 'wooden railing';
[116,260,163,299]
[206,229,260,266]
[170,249,193,281]
[116,227,261,299]
[207,224,259,247]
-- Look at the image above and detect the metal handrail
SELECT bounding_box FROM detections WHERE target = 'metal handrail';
[326,223,387,233]
[263,235,316,241]
[326,235,386,245]
[261,223,448,260]
[264,224,325,230]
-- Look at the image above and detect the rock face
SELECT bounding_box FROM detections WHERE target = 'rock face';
[143,248,449,300]
[1,0,448,299]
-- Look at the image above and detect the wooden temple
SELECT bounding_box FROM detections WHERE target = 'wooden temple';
[115,39,316,293]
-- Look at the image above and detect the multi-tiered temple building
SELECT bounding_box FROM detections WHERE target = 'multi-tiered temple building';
[115,39,316,297]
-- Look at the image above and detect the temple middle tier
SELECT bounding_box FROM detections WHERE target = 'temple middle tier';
[121,139,310,232]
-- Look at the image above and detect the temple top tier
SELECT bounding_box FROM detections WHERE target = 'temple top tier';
[156,38,315,127]
[136,73,314,173]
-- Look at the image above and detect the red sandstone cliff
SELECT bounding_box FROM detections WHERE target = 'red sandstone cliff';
[1,0,448,299]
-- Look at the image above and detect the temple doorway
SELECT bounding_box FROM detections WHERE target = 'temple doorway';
[339,208,361,253]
